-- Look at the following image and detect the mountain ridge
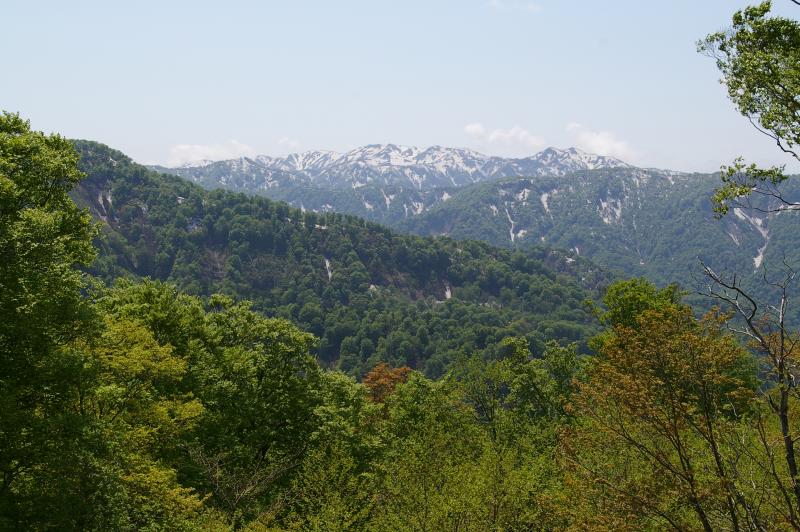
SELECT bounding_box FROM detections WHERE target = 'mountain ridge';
[151,144,634,191]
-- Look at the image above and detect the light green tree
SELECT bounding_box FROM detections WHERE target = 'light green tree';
[699,1,800,216]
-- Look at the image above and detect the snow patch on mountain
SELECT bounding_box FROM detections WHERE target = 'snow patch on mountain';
[733,208,770,269]
[598,198,623,225]
[505,208,517,243]
[382,189,394,208]
[540,192,550,213]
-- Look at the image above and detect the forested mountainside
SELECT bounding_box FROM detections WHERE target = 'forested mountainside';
[74,140,609,377]
[402,168,800,284]
[158,148,800,305]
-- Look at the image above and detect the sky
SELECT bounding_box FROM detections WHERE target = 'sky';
[3,0,799,172]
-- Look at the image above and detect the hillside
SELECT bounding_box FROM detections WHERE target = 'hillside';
[157,146,800,297]
[74,140,610,377]
[402,168,800,287]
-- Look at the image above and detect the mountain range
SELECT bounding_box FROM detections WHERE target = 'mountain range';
[154,144,800,295]
[150,144,652,242]
[151,145,632,191]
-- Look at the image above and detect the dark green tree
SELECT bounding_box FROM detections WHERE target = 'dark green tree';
[0,112,97,524]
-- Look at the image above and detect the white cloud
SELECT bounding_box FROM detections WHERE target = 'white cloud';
[464,122,545,152]
[277,136,300,151]
[488,0,541,13]
[464,123,486,137]
[566,122,637,161]
[167,139,255,166]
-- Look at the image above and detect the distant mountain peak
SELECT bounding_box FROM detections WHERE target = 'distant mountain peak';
[524,146,631,171]
[177,158,216,168]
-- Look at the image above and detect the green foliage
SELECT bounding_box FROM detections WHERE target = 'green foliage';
[700,0,800,214]
[0,112,97,528]
[0,111,96,387]
[10,112,800,530]
[596,277,681,329]
[95,280,327,527]
[73,140,606,376]
[702,1,800,155]
[713,157,790,216]
[396,168,800,316]
[281,442,377,530]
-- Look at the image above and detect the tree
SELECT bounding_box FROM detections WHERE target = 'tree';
[595,277,681,330]
[278,372,381,530]
[566,306,763,530]
[589,278,683,356]
[363,362,412,403]
[0,111,96,381]
[700,4,800,526]
[0,114,217,529]
[371,373,485,530]
[0,112,97,525]
[55,316,205,530]
[699,1,800,216]
[189,295,323,526]
[703,263,800,527]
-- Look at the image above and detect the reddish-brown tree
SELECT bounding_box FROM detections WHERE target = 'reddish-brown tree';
[363,363,412,403]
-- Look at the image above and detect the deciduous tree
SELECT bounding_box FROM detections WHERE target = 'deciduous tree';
[699,1,800,216]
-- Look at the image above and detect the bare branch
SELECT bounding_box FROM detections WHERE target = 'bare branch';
[747,116,800,163]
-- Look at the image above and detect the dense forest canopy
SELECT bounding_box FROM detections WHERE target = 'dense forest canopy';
[72,139,607,377]
[2,1,800,530]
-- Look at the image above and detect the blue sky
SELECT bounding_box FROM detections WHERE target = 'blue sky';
[3,0,799,171]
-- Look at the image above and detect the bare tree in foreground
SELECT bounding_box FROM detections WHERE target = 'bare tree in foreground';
[703,260,800,527]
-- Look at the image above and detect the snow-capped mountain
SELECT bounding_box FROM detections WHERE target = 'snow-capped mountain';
[486,147,632,177]
[147,142,800,300]
[177,159,215,169]
[151,145,633,192]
